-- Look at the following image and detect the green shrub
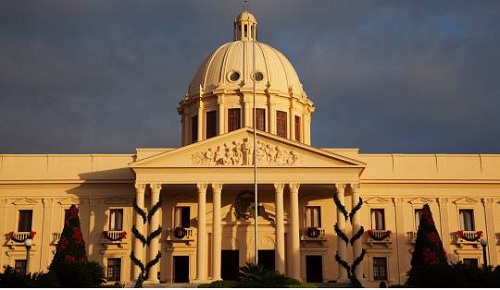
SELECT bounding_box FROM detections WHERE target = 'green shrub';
[208,280,240,288]
[287,282,318,288]
[49,261,105,287]
[0,266,60,288]
[237,263,300,288]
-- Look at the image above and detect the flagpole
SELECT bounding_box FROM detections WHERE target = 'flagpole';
[252,18,259,266]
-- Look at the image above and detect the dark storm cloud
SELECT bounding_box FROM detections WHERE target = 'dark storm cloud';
[0,0,499,153]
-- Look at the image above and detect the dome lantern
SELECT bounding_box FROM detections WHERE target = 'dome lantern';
[234,10,257,41]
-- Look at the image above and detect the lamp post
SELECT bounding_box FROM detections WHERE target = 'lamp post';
[24,238,33,275]
[480,238,488,269]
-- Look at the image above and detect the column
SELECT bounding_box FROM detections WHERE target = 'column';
[351,183,362,279]
[41,198,54,270]
[335,183,348,282]
[482,198,497,265]
[269,102,276,134]
[289,99,295,141]
[197,101,204,141]
[196,183,208,281]
[133,183,146,280]
[243,95,251,127]
[393,198,405,284]
[289,183,301,280]
[437,198,451,253]
[211,183,223,281]
[217,96,225,135]
[147,183,162,283]
[274,183,286,273]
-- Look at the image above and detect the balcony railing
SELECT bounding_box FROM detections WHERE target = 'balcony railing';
[101,231,127,243]
[165,227,194,245]
[300,227,326,244]
[456,230,483,245]
[52,232,62,244]
[366,229,392,246]
[6,231,36,248]
[408,231,418,244]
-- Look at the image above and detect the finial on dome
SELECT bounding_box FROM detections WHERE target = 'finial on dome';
[234,7,258,41]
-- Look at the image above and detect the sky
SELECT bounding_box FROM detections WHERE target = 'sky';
[1,0,499,154]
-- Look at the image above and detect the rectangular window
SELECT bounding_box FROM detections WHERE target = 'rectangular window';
[255,108,266,131]
[371,209,385,230]
[415,209,423,230]
[294,115,301,141]
[304,206,321,228]
[15,260,27,276]
[206,110,217,138]
[175,207,191,228]
[276,111,287,138]
[107,258,121,281]
[109,209,123,231]
[191,115,198,144]
[459,209,475,231]
[228,108,241,132]
[373,257,388,280]
[18,210,33,232]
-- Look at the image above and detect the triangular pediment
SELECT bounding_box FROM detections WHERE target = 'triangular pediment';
[130,128,365,169]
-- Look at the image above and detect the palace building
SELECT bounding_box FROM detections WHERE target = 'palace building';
[1,10,499,287]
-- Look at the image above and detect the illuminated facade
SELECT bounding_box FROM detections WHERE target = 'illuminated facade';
[1,11,499,287]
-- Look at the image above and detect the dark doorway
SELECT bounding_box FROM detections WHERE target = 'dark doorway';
[306,255,323,282]
[258,250,275,271]
[221,250,240,281]
[173,256,190,283]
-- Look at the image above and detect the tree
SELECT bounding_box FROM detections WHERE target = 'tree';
[406,203,451,287]
[48,204,105,287]
[50,204,88,265]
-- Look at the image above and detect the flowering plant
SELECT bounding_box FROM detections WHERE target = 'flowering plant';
[7,230,36,243]
[102,230,127,241]
[174,226,187,238]
[307,227,321,238]
[367,229,391,241]
[457,230,482,242]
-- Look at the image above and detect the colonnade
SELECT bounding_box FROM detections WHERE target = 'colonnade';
[133,182,362,283]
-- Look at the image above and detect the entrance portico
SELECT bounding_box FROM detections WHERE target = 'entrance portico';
[130,128,365,282]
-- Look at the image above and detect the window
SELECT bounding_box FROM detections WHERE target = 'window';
[174,207,191,228]
[371,209,385,230]
[254,108,266,131]
[294,115,301,141]
[191,115,198,144]
[15,260,27,276]
[304,206,321,228]
[228,108,241,132]
[18,210,33,232]
[414,209,423,230]
[373,257,388,280]
[107,258,121,281]
[459,209,475,231]
[109,209,123,231]
[206,110,217,138]
[463,258,478,267]
[276,111,287,138]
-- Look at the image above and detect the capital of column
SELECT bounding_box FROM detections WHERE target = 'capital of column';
[482,197,494,207]
[150,183,162,194]
[393,197,403,207]
[197,183,208,193]
[335,183,347,193]
[350,183,360,193]
[274,183,285,193]
[135,183,147,193]
[289,183,300,193]
[437,197,449,207]
[211,183,223,193]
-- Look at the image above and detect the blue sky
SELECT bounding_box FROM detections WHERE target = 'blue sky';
[1,0,499,154]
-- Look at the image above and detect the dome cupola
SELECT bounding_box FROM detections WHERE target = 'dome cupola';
[178,10,315,146]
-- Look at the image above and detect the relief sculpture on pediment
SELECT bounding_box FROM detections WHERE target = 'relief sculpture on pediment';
[192,138,299,166]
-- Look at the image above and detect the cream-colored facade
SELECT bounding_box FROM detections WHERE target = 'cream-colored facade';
[1,11,500,287]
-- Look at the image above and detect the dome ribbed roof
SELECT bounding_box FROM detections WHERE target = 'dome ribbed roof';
[185,10,309,100]
[187,40,307,99]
